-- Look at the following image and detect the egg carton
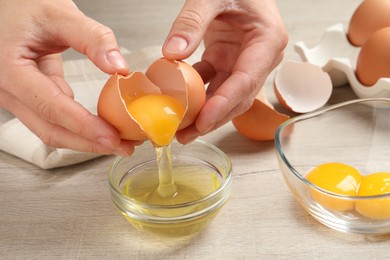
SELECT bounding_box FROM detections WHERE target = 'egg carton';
[294,23,390,98]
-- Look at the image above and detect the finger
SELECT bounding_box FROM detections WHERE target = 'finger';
[44,7,129,75]
[36,53,74,98]
[0,88,135,156]
[37,53,64,78]
[233,42,285,87]
[195,39,284,133]
[175,124,199,144]
[192,60,216,84]
[202,70,254,129]
[5,64,125,150]
[162,0,222,60]
[176,71,253,144]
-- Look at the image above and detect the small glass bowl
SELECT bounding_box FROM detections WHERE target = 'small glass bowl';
[108,139,232,237]
[275,98,390,234]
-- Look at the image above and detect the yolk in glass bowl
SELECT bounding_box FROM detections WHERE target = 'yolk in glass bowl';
[356,172,390,220]
[125,94,185,147]
[306,162,362,211]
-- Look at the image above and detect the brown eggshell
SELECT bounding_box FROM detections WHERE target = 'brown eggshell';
[97,72,161,141]
[98,58,206,142]
[356,27,390,86]
[348,0,390,46]
[232,89,290,141]
[146,58,206,129]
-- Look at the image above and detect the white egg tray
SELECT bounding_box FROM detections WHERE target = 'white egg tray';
[294,23,390,98]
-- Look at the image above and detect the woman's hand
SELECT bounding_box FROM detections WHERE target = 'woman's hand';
[163,0,288,143]
[0,0,136,155]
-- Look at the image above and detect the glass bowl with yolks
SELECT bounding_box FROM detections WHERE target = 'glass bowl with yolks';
[275,98,390,235]
[108,139,232,238]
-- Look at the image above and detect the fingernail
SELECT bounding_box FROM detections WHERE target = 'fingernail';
[164,36,188,54]
[200,122,216,134]
[98,137,116,149]
[113,148,132,157]
[184,136,198,144]
[106,50,128,71]
[132,140,145,146]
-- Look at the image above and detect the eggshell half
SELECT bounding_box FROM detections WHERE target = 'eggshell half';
[274,61,332,113]
[97,72,161,140]
[232,88,289,141]
[146,58,205,129]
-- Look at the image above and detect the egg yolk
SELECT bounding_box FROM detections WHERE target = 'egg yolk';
[125,94,185,147]
[356,172,390,220]
[306,162,362,211]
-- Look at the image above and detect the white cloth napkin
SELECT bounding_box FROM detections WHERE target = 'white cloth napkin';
[0,46,172,169]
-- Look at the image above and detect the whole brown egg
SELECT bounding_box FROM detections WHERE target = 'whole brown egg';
[356,27,390,86]
[348,0,390,46]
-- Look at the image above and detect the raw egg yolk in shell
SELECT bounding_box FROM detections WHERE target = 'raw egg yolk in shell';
[306,162,362,211]
[125,94,185,147]
[97,58,206,144]
[356,172,390,220]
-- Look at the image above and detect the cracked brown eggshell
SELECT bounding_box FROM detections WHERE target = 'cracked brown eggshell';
[97,58,206,141]
[232,88,290,141]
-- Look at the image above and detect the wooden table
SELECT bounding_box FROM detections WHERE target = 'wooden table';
[2,0,390,259]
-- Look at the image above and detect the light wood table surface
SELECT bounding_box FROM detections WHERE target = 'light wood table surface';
[2,0,390,259]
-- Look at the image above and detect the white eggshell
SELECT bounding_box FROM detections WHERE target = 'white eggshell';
[294,23,390,98]
[274,61,332,113]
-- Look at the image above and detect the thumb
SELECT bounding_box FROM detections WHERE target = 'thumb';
[162,0,220,60]
[53,8,129,75]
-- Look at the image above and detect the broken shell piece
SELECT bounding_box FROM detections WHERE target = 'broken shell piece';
[232,88,290,141]
[274,61,332,113]
[146,58,205,129]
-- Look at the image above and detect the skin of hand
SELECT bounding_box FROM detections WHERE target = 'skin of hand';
[163,0,288,144]
[0,0,137,156]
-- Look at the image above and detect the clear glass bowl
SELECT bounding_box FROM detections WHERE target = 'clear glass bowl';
[108,139,232,237]
[275,98,390,234]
